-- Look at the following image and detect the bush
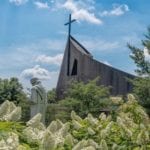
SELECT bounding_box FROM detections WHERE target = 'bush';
[128,77,150,115]
[61,78,111,117]
[0,94,150,149]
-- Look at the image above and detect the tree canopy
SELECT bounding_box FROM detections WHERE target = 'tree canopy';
[0,77,27,104]
[128,27,150,111]
[128,27,150,77]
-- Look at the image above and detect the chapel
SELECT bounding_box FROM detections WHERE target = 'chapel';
[56,15,135,99]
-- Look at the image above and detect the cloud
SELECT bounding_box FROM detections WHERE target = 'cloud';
[62,0,102,25]
[9,0,28,5]
[20,65,59,90]
[21,65,52,80]
[34,1,49,9]
[82,39,120,52]
[100,4,129,17]
[36,54,63,66]
[144,47,150,61]
[16,38,65,54]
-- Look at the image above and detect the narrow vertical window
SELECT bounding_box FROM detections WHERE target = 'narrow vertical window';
[71,59,78,75]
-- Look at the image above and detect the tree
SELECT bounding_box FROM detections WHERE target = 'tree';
[0,77,27,104]
[59,78,112,117]
[128,27,150,110]
[0,77,30,121]
[128,27,150,76]
[47,88,57,103]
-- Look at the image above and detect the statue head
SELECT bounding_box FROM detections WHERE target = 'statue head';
[30,77,41,86]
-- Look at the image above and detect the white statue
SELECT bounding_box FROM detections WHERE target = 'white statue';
[30,77,47,124]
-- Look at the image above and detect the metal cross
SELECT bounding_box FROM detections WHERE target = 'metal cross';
[64,14,76,76]
[64,14,76,37]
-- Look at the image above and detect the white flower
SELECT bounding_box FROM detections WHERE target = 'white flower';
[0,100,21,121]
[88,127,95,135]
[72,140,87,150]
[65,134,74,147]
[72,120,82,130]
[71,111,82,122]
[99,113,107,121]
[0,100,10,118]
[100,129,107,139]
[87,139,99,149]
[87,114,98,126]
[100,139,108,150]
[6,137,13,144]
[81,146,95,150]
[27,113,43,128]
[127,94,137,104]
[136,129,149,145]
[4,107,21,121]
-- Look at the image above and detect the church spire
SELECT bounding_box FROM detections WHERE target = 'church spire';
[64,14,76,76]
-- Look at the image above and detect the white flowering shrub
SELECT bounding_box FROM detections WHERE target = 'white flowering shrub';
[0,100,21,121]
[0,94,150,149]
[0,132,19,150]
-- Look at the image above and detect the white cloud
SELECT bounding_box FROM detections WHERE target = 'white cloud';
[144,47,150,61]
[82,39,120,52]
[62,0,102,25]
[9,0,28,5]
[34,1,49,9]
[21,65,52,80]
[16,38,65,54]
[100,4,129,17]
[36,54,63,66]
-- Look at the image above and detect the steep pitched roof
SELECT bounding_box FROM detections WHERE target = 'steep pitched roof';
[70,36,93,57]
[69,36,135,78]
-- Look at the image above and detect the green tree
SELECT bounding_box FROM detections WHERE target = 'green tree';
[128,27,150,109]
[128,27,150,76]
[0,77,30,121]
[47,88,57,103]
[59,78,111,117]
[0,77,27,104]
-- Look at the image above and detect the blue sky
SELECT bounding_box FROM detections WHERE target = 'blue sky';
[0,0,150,90]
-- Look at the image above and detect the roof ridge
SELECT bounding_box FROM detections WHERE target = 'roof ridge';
[70,36,93,57]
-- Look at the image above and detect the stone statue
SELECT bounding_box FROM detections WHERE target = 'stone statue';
[30,77,47,124]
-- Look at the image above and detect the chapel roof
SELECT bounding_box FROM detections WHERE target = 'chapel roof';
[70,36,93,57]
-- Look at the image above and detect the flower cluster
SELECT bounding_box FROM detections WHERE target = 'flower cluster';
[0,100,21,121]
[0,132,19,150]
[0,94,150,149]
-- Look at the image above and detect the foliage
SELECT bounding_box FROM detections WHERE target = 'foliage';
[130,77,150,114]
[0,95,150,149]
[0,77,27,104]
[47,88,57,103]
[67,78,110,100]
[128,27,150,110]
[46,103,70,124]
[61,78,111,117]
[46,78,112,123]
[128,27,150,76]
[18,99,30,122]
[0,77,30,121]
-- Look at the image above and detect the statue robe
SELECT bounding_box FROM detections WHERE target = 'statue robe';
[30,83,47,124]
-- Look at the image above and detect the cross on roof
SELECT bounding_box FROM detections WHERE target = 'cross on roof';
[64,14,76,37]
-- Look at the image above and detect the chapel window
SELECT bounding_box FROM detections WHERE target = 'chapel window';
[71,59,78,76]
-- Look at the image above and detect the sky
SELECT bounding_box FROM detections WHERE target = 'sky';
[0,0,150,90]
